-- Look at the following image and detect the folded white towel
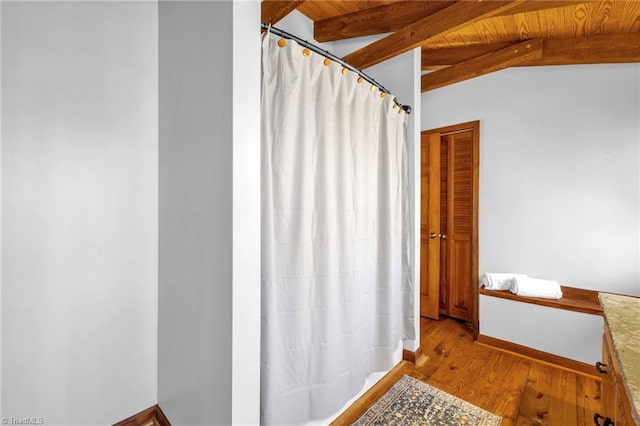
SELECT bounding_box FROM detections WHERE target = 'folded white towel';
[511,276,563,299]
[481,273,527,290]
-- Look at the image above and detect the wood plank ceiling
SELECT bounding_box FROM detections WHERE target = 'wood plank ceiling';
[262,0,640,92]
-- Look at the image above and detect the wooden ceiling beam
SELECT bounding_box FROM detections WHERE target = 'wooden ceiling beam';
[493,1,593,17]
[261,0,306,26]
[313,1,588,43]
[422,33,640,69]
[421,39,544,92]
[313,1,456,43]
[534,32,640,66]
[342,0,526,70]
[422,43,514,68]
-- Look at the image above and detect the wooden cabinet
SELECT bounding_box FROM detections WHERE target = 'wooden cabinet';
[596,322,635,426]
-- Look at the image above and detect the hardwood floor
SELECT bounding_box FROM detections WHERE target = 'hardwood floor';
[332,317,602,425]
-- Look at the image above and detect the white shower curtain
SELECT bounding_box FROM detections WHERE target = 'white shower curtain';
[261,33,413,425]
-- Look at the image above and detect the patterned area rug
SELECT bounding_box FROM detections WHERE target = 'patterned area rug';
[352,375,502,426]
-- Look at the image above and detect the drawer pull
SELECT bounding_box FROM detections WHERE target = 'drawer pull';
[595,361,608,374]
[594,413,614,426]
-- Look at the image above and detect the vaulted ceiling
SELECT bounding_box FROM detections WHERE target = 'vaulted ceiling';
[262,0,640,92]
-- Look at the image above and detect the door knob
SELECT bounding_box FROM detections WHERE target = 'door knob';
[440,234,447,240]
[429,232,439,238]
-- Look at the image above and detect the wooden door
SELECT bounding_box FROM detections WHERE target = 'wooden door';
[445,129,476,322]
[420,132,441,319]
[420,122,479,328]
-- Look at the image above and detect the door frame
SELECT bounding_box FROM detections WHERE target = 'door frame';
[420,120,480,332]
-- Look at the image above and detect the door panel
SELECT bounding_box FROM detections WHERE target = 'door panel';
[446,131,474,322]
[439,137,449,314]
[420,132,441,319]
[419,134,430,317]
[449,240,472,320]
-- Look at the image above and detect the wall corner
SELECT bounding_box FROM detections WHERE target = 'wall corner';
[231,1,261,425]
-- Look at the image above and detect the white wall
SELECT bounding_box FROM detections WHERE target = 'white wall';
[277,10,331,49]
[480,296,603,364]
[158,2,261,425]
[423,64,640,296]
[1,3,262,425]
[1,2,158,424]
[157,1,232,424]
[232,1,261,425]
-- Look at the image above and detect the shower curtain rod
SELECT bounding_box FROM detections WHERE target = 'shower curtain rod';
[261,23,412,115]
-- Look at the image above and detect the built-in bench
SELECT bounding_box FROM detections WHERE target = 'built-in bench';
[478,285,603,316]
[478,285,603,377]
